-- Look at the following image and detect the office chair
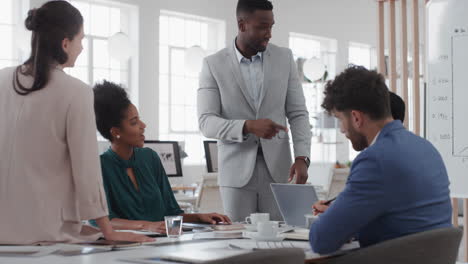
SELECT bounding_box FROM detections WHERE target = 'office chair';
[322,227,462,264]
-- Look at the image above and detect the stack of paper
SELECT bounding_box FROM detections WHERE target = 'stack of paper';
[0,246,57,257]
[283,228,309,241]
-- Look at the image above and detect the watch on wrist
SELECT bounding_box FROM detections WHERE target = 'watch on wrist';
[295,156,310,168]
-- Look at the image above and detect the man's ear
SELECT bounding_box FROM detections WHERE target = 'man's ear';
[237,17,247,32]
[350,110,364,128]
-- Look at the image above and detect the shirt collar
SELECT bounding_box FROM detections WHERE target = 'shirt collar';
[234,39,262,63]
[369,130,380,147]
[106,147,137,169]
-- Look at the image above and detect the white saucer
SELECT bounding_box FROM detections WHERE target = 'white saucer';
[242,231,285,242]
[244,224,291,232]
[243,224,257,231]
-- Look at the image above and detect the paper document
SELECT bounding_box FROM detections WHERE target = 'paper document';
[0,246,57,257]
[158,248,250,264]
[283,228,309,241]
[193,232,244,240]
[117,229,164,237]
[228,240,311,251]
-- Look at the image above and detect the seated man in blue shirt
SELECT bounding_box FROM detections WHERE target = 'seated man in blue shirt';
[309,66,452,254]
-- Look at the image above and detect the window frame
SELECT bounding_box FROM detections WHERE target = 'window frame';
[158,10,226,165]
[68,0,139,106]
[289,32,338,163]
[0,0,29,68]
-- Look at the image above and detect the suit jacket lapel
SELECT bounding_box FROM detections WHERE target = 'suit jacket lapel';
[227,43,257,113]
[257,47,271,111]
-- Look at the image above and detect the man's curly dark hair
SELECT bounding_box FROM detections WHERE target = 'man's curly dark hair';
[321,65,391,120]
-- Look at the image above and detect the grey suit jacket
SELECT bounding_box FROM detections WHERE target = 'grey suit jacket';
[197,41,312,187]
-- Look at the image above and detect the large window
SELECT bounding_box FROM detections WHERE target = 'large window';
[348,42,376,70]
[289,33,337,163]
[159,11,225,165]
[0,0,28,69]
[68,0,138,104]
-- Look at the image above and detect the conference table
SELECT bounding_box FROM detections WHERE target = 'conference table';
[0,231,359,264]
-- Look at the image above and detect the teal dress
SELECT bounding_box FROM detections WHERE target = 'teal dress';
[100,147,183,221]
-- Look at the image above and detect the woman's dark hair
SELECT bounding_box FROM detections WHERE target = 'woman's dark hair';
[93,81,131,142]
[321,65,391,120]
[236,0,273,18]
[13,0,83,95]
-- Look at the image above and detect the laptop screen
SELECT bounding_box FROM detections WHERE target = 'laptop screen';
[270,183,318,227]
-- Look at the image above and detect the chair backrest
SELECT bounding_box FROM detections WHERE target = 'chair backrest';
[457,198,464,216]
[326,168,349,200]
[325,227,462,264]
[196,173,223,213]
[210,248,305,264]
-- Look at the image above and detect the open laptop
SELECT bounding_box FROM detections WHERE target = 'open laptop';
[271,183,319,227]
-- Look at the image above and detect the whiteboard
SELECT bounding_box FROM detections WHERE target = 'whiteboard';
[426,0,468,197]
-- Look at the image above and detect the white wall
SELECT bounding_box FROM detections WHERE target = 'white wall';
[29,0,380,183]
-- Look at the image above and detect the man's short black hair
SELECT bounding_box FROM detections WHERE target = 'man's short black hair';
[93,80,131,142]
[389,91,406,123]
[236,0,273,18]
[321,65,391,120]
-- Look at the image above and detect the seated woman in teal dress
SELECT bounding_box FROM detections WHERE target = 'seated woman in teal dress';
[93,81,230,233]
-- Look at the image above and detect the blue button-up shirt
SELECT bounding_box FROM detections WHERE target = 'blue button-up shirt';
[234,42,264,110]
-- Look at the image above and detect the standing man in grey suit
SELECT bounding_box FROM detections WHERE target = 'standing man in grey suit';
[197,0,312,221]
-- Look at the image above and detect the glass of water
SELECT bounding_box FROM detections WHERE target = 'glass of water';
[164,215,183,238]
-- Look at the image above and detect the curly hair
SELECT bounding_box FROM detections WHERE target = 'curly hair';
[93,81,131,141]
[321,65,391,120]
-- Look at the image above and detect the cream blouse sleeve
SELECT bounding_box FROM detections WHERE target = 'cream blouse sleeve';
[66,82,109,220]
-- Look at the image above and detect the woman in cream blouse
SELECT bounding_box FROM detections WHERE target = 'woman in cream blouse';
[0,0,151,244]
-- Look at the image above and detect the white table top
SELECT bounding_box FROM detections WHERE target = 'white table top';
[0,233,358,264]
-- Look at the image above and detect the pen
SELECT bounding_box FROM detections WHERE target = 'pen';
[228,244,243,250]
[313,197,337,214]
[323,197,336,205]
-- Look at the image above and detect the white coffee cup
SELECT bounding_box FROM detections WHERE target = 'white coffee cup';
[257,221,279,238]
[245,213,269,225]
